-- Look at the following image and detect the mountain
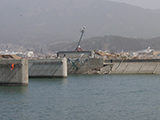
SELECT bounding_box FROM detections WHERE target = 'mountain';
[49,35,160,52]
[0,0,160,49]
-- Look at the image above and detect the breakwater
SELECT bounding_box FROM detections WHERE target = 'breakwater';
[0,59,28,86]
[28,58,67,78]
[68,58,160,75]
[0,58,67,86]
[104,59,160,74]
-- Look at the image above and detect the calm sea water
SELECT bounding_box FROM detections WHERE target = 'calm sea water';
[0,75,160,120]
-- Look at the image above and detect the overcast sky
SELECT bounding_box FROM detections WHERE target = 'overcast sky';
[110,0,160,9]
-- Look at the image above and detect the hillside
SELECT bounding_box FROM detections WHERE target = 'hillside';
[49,35,160,52]
[0,0,160,47]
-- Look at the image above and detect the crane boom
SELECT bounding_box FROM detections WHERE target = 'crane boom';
[75,26,85,51]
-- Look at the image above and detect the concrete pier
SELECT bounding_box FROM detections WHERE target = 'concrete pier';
[29,58,67,78]
[0,59,28,86]
[104,59,160,74]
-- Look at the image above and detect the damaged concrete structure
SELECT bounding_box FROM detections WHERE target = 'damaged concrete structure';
[104,59,160,74]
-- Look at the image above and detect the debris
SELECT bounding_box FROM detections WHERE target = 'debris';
[83,66,110,74]
[0,54,21,59]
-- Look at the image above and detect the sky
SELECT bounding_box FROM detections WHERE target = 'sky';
[110,0,160,9]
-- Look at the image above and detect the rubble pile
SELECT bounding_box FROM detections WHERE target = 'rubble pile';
[0,54,21,59]
[83,66,110,75]
[93,47,160,60]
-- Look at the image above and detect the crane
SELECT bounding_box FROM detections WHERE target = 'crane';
[75,26,86,51]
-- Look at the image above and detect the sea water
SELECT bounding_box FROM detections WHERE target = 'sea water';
[0,75,160,120]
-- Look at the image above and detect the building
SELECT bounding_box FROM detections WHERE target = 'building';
[57,51,92,59]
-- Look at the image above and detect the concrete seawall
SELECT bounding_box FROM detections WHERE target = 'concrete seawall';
[0,59,28,86]
[104,59,160,74]
[68,58,103,74]
[28,58,160,75]
[29,58,67,78]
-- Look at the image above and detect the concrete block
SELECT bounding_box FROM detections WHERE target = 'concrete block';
[109,61,160,75]
[0,59,28,86]
[139,63,156,74]
[29,58,67,78]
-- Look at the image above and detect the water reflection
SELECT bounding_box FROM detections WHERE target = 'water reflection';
[30,77,68,85]
[0,86,29,96]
